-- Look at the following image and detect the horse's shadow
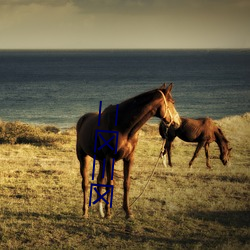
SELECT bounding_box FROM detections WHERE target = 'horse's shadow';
[4,209,249,247]
[189,210,250,228]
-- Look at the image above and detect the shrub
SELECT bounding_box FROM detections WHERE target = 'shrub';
[43,125,60,134]
[0,121,69,146]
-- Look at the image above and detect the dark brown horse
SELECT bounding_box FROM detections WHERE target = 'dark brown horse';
[76,83,181,219]
[159,117,232,169]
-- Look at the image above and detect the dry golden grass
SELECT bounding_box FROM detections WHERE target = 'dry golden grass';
[0,113,249,249]
[0,121,69,146]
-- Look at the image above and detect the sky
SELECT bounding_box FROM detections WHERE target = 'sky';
[0,0,249,49]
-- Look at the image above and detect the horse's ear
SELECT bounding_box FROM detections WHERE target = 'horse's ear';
[160,83,167,90]
[166,83,173,94]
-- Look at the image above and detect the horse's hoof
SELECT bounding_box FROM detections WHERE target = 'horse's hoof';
[105,214,112,219]
[126,213,134,220]
[83,214,89,219]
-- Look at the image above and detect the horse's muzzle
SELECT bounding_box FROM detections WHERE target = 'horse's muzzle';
[172,121,181,129]
[172,114,182,129]
[172,117,182,129]
[223,160,228,166]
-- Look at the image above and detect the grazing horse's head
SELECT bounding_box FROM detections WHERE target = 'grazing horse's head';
[220,145,232,166]
[156,83,181,129]
[215,128,232,165]
[218,128,232,166]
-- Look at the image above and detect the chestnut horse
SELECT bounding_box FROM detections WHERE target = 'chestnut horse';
[159,117,232,169]
[76,83,181,219]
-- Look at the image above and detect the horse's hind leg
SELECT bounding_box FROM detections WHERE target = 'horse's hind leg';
[96,158,114,219]
[104,157,114,219]
[97,160,106,218]
[189,141,205,168]
[78,149,90,218]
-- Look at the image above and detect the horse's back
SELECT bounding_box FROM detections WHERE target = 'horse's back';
[176,117,216,142]
[202,117,218,132]
[182,117,214,128]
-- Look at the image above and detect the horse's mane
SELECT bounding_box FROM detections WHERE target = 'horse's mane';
[119,89,158,109]
[215,127,229,143]
[119,84,170,108]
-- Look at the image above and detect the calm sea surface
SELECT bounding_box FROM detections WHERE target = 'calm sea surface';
[0,50,249,128]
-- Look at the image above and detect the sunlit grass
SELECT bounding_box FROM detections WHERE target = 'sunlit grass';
[0,114,249,249]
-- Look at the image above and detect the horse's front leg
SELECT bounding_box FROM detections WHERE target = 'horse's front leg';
[204,143,212,169]
[79,155,90,218]
[123,156,134,219]
[166,140,173,167]
[161,139,167,168]
[189,141,205,168]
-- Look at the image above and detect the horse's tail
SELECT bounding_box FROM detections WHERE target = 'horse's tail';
[76,112,98,136]
[76,113,92,133]
[76,113,95,160]
[76,115,85,134]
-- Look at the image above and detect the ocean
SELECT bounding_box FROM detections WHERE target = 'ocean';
[0,50,249,129]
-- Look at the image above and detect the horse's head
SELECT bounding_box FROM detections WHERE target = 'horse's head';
[220,147,232,165]
[220,143,232,166]
[217,128,232,166]
[157,83,181,129]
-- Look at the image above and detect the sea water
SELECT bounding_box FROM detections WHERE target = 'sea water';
[0,50,249,128]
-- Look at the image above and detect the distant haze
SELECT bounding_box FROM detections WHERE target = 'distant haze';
[0,0,249,49]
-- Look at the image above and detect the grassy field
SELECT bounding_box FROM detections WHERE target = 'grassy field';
[0,113,249,249]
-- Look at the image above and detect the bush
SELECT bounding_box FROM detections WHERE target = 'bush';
[43,125,60,134]
[0,121,69,146]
